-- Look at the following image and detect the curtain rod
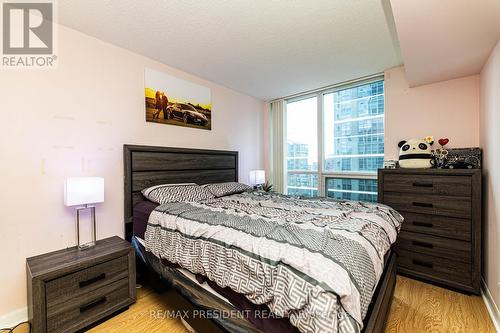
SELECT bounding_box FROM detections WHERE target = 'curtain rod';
[269,72,384,103]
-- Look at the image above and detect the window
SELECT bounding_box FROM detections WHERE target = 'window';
[285,96,318,196]
[286,96,317,172]
[326,178,378,202]
[287,174,318,197]
[285,78,384,202]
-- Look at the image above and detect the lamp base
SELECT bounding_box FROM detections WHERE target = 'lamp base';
[78,241,96,250]
[76,205,97,250]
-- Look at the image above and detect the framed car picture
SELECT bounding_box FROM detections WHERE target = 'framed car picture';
[145,68,212,130]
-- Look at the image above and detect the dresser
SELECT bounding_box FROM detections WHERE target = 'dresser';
[378,168,481,294]
[26,236,136,333]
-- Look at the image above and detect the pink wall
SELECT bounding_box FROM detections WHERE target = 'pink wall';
[480,39,500,316]
[384,66,480,159]
[0,24,265,323]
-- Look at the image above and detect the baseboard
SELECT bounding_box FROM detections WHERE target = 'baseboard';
[482,278,500,333]
[0,307,27,329]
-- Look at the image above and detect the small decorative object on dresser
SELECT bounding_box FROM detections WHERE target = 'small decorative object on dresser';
[433,138,450,168]
[383,160,398,169]
[397,136,435,168]
[26,236,136,333]
[444,147,482,169]
[378,168,481,294]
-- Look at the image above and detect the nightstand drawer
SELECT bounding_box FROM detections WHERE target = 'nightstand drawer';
[27,236,136,333]
[47,278,130,333]
[46,255,128,310]
[398,231,471,263]
[398,249,472,287]
[383,174,471,197]
[384,193,471,218]
[400,212,471,241]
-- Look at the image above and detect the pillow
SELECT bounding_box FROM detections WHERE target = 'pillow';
[141,183,214,204]
[203,182,252,197]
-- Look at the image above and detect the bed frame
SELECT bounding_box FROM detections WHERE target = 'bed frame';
[124,144,238,240]
[123,144,396,333]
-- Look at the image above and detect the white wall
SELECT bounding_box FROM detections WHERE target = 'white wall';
[480,39,500,318]
[0,24,265,320]
[384,66,480,159]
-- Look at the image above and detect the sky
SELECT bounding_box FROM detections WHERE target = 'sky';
[286,94,340,163]
[286,96,318,164]
[145,68,211,107]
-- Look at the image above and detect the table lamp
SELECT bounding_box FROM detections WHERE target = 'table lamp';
[249,170,266,189]
[64,177,104,249]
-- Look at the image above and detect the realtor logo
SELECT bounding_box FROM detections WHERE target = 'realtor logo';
[1,0,57,68]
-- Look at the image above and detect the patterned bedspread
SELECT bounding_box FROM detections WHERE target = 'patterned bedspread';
[144,191,403,333]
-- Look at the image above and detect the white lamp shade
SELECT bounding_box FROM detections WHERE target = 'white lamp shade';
[249,170,265,185]
[64,177,104,206]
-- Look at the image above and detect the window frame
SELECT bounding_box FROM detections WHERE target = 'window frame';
[284,74,385,199]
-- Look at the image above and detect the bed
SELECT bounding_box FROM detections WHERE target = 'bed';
[124,145,401,333]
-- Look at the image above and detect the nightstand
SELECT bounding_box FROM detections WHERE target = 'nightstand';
[26,236,136,333]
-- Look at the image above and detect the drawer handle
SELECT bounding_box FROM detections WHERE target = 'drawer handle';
[412,240,434,248]
[413,182,433,188]
[413,221,433,228]
[79,273,106,288]
[79,296,106,313]
[413,202,433,208]
[412,259,433,268]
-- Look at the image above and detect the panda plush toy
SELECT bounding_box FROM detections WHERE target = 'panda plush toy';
[398,138,434,168]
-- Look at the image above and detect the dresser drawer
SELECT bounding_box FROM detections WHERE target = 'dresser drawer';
[383,173,471,197]
[47,278,130,333]
[384,193,471,218]
[398,249,472,287]
[397,231,471,263]
[400,212,471,241]
[46,255,128,311]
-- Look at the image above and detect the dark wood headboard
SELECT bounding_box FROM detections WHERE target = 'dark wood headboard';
[123,145,238,239]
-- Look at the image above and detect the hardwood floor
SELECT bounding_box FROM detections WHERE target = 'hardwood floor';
[90,275,494,333]
[10,275,495,333]
[88,286,189,333]
[386,276,495,333]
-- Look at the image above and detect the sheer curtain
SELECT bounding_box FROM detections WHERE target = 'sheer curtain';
[269,100,286,193]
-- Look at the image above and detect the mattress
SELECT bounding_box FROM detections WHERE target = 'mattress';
[134,200,300,332]
[135,192,402,333]
[133,200,159,239]
[134,192,402,332]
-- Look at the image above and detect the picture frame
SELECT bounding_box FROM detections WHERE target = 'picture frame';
[144,68,212,130]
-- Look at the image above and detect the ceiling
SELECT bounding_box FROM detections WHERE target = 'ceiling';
[57,0,402,100]
[390,0,500,86]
